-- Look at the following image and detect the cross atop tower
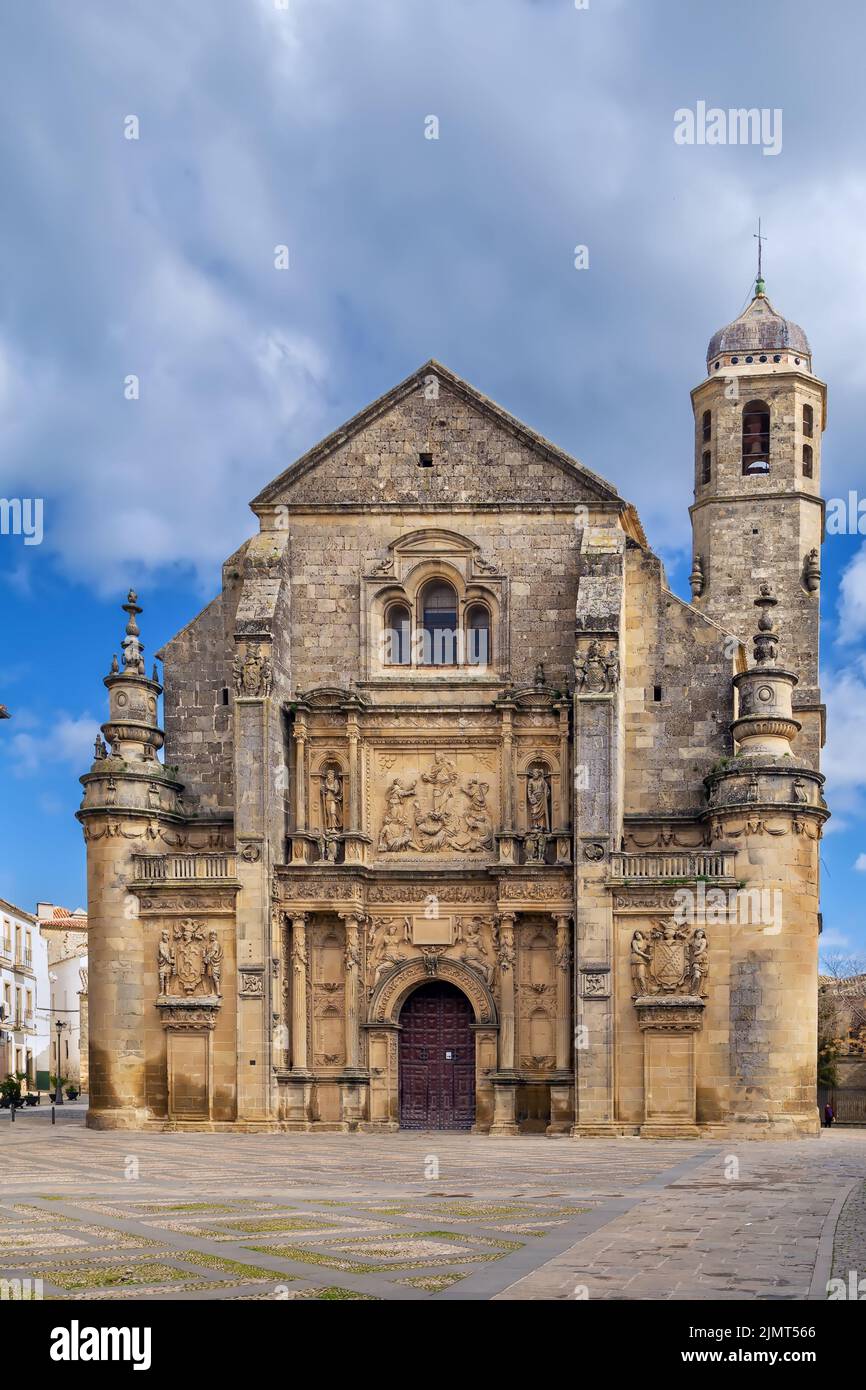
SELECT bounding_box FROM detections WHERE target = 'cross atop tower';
[754,218,767,294]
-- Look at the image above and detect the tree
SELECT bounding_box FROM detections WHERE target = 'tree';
[818,954,866,1088]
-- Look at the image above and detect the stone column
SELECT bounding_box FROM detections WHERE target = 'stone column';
[490,912,519,1135]
[554,914,572,1069]
[549,913,574,1135]
[496,697,520,865]
[285,912,311,1129]
[496,912,516,1070]
[290,701,313,864]
[340,913,362,1069]
[339,910,366,1129]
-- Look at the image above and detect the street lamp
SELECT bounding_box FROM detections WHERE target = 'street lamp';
[54,1019,65,1105]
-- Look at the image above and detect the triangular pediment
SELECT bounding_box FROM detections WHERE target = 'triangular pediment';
[252,360,622,511]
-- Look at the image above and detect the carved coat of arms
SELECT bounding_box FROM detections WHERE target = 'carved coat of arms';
[630,919,709,1000]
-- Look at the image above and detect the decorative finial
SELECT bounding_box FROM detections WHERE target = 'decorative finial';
[753,584,779,666]
[121,589,145,675]
[110,654,119,674]
[754,218,767,296]
[689,555,705,600]
[93,733,107,761]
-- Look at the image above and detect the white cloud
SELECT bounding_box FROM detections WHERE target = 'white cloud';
[823,657,866,818]
[2,712,98,778]
[855,853,866,872]
[838,543,866,644]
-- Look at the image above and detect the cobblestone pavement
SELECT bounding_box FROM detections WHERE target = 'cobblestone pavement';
[0,1106,864,1301]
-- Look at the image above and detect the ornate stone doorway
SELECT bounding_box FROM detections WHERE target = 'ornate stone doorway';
[398,982,475,1130]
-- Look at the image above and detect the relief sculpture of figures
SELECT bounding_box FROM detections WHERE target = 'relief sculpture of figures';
[377,756,497,855]
[689,928,709,998]
[232,646,272,698]
[458,915,494,986]
[450,775,494,852]
[204,930,223,997]
[371,919,406,988]
[630,919,712,1001]
[378,777,417,852]
[630,930,651,998]
[157,928,174,996]
[573,639,618,694]
[158,920,221,1000]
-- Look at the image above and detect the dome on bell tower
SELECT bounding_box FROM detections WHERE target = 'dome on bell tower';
[706,281,811,372]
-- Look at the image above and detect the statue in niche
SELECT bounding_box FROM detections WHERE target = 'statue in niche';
[629,930,651,998]
[321,766,344,832]
[526,763,551,833]
[378,778,417,852]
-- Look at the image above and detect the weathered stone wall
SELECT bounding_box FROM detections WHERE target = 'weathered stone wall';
[160,544,249,814]
[623,546,732,816]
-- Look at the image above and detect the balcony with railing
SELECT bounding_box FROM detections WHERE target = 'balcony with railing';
[609,850,738,883]
[14,949,33,973]
[132,852,238,884]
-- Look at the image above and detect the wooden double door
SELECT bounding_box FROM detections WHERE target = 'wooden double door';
[399,982,476,1130]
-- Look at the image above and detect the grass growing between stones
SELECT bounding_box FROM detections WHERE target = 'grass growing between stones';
[217,1217,339,1235]
[39,1262,196,1290]
[174,1253,300,1281]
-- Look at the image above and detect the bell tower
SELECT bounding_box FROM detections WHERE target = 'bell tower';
[689,271,826,766]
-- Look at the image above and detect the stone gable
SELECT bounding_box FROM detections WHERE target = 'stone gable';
[253,363,621,511]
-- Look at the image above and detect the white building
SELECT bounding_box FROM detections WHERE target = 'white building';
[0,897,50,1091]
[36,904,88,1092]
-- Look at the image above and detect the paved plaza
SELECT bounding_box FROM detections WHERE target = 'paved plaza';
[0,1105,864,1301]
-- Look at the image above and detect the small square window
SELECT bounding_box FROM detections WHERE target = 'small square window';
[418,453,434,468]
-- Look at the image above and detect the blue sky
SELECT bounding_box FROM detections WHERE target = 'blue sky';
[0,0,864,961]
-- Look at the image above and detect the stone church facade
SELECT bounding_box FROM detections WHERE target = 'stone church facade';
[78,279,828,1137]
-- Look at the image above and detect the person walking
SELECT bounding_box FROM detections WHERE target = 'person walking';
[823,1102,835,1128]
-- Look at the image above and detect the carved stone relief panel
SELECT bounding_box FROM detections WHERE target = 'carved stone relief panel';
[369,749,499,857]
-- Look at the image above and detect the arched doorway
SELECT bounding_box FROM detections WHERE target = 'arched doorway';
[398,982,475,1130]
